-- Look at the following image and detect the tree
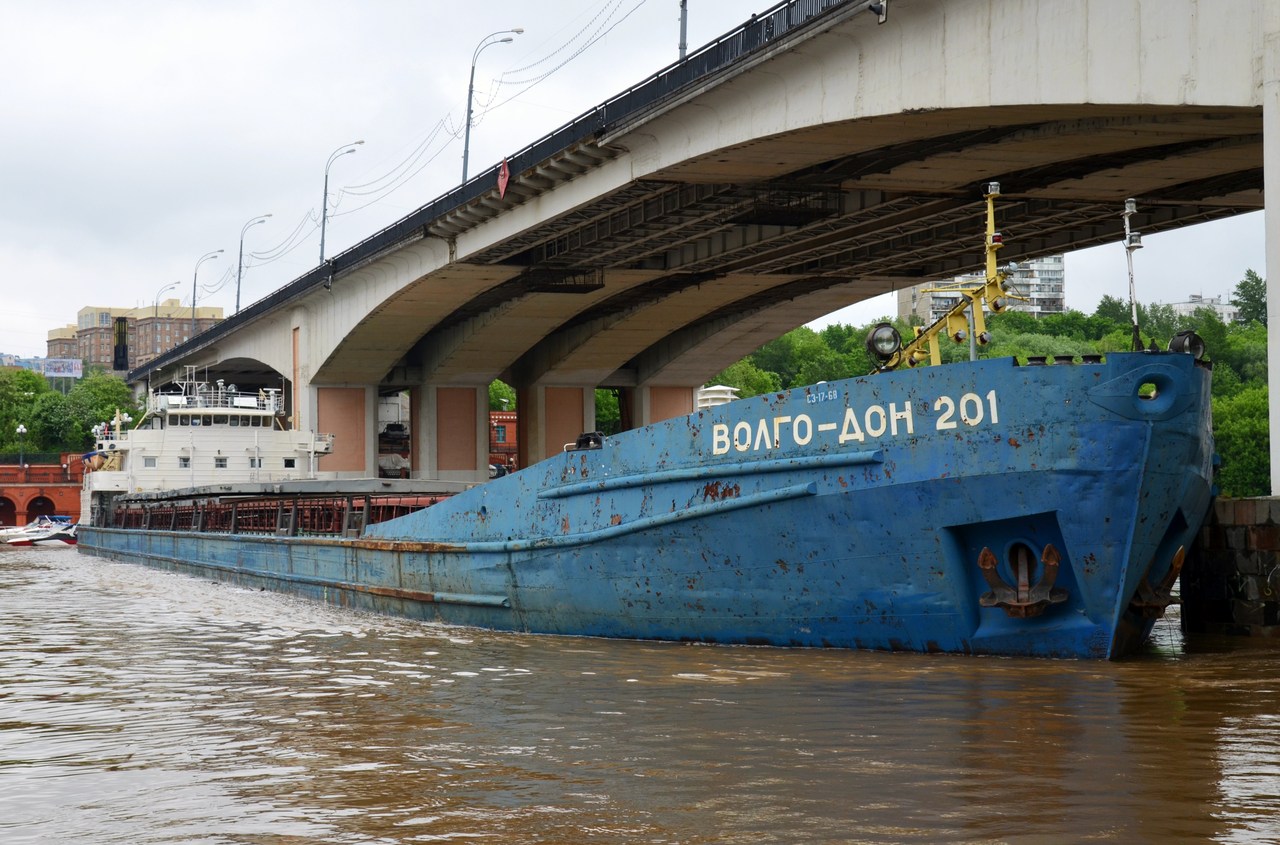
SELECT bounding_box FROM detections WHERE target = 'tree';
[1142,303,1180,346]
[1221,321,1268,386]
[1232,269,1267,325]
[594,389,621,435]
[986,309,1039,336]
[66,373,141,450]
[1037,309,1094,341]
[748,328,829,388]
[709,360,782,399]
[28,391,81,450]
[488,380,516,411]
[0,367,51,451]
[1212,385,1270,497]
[1093,295,1133,327]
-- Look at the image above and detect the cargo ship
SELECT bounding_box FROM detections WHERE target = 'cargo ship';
[76,191,1215,658]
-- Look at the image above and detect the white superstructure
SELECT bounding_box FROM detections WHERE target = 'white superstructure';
[82,370,334,520]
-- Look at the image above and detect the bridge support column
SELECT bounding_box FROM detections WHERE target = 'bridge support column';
[1267,4,1280,494]
[516,386,596,467]
[315,385,377,477]
[620,385,697,430]
[415,385,489,483]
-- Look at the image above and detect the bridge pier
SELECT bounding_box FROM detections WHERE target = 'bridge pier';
[509,383,698,467]
[1267,6,1280,493]
[315,386,375,478]
[620,385,696,434]
[515,386,597,468]
[414,385,490,483]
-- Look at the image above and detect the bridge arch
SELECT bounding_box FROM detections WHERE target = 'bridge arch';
[130,0,1272,480]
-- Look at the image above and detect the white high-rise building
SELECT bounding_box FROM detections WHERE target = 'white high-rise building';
[1167,294,1239,323]
[898,255,1066,324]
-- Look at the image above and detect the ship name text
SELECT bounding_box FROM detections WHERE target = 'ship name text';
[710,389,1000,455]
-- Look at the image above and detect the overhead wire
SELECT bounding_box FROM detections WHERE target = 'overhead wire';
[339,119,450,197]
[490,0,639,90]
[245,209,317,268]
[199,267,234,297]
[241,0,657,253]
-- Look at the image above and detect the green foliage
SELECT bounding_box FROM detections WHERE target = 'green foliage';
[594,389,621,435]
[1097,328,1141,355]
[29,392,81,449]
[980,332,1098,363]
[1183,308,1229,359]
[709,360,782,399]
[489,380,516,411]
[1035,309,1092,340]
[1143,303,1180,346]
[1232,269,1267,325]
[748,328,830,389]
[1210,362,1243,400]
[1093,295,1133,327]
[1213,386,1270,497]
[0,368,51,452]
[987,309,1041,336]
[0,369,140,453]
[68,373,141,447]
[1220,321,1268,385]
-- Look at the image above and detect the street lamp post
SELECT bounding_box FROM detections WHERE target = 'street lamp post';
[462,27,523,183]
[16,424,26,467]
[190,250,224,338]
[154,281,180,318]
[153,280,180,357]
[320,141,363,265]
[236,214,271,314]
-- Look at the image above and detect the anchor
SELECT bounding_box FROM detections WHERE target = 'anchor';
[978,543,1069,618]
[1127,546,1185,619]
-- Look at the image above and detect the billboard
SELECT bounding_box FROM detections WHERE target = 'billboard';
[42,358,84,378]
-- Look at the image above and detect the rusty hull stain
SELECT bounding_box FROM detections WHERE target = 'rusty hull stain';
[354,538,464,553]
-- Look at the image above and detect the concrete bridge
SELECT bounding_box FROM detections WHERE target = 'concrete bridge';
[133,0,1274,484]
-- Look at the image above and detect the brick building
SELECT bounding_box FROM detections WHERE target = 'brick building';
[47,299,223,372]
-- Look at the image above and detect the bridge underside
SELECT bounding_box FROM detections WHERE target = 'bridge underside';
[324,104,1260,391]
[143,0,1267,479]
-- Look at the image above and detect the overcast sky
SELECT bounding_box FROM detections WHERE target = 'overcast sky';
[1,0,1265,360]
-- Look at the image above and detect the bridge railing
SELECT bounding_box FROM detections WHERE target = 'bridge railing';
[135,0,856,382]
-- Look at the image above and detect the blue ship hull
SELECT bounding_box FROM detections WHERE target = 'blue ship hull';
[78,352,1213,659]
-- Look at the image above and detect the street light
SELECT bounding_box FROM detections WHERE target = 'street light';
[16,424,26,467]
[320,141,363,265]
[237,213,271,314]
[462,27,523,183]
[190,249,224,338]
[154,281,179,318]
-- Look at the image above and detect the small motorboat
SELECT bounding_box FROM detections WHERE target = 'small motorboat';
[5,518,77,547]
[0,515,61,541]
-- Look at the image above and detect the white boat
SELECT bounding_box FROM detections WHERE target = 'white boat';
[4,517,76,547]
[7,522,77,547]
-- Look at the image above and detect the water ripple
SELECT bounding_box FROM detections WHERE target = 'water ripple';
[2,551,1279,843]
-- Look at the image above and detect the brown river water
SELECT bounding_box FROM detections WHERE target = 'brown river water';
[2,547,1278,844]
